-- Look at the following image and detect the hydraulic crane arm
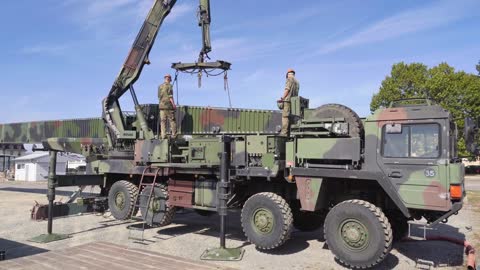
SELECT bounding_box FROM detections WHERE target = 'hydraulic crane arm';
[198,0,212,62]
[102,0,229,147]
[103,0,178,143]
[107,0,177,102]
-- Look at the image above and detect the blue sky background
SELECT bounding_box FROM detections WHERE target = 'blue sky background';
[1,0,479,123]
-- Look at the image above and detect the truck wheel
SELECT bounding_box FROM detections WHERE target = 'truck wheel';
[313,104,364,138]
[108,180,138,220]
[324,199,392,269]
[241,192,293,250]
[140,184,176,227]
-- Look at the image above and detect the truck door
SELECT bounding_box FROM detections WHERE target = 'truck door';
[377,122,448,211]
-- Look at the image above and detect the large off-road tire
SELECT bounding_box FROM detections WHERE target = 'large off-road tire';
[241,192,293,250]
[313,103,364,138]
[291,200,325,232]
[140,184,176,227]
[108,180,138,220]
[324,199,392,269]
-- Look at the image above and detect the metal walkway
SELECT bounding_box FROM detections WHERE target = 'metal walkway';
[0,241,235,270]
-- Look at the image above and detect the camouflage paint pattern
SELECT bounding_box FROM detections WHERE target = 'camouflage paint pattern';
[0,95,463,219]
[0,104,281,144]
[364,104,460,212]
[140,104,282,135]
[295,138,361,164]
[290,102,463,217]
[0,118,105,144]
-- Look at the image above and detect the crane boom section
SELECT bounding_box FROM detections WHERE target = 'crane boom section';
[103,0,177,142]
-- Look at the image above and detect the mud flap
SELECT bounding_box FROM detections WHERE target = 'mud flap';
[295,177,322,211]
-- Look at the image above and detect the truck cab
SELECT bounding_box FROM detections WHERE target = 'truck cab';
[365,101,465,222]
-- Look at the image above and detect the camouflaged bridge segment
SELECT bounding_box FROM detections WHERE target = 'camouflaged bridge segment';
[0,105,283,144]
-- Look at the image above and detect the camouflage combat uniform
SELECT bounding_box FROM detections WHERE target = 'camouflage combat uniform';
[281,77,300,135]
[158,82,177,139]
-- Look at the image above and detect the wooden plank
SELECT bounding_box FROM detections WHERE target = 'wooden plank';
[1,241,236,270]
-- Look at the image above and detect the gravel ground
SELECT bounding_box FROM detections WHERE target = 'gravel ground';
[466,175,480,191]
[0,177,479,270]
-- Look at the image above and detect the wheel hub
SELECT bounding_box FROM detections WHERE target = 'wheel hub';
[114,192,125,210]
[252,208,274,234]
[339,219,369,250]
[150,198,162,213]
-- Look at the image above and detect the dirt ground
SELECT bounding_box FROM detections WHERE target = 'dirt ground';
[0,177,479,270]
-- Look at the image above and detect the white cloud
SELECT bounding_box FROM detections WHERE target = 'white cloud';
[317,0,478,54]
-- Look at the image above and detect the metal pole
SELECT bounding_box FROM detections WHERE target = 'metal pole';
[200,135,243,261]
[219,136,230,248]
[47,151,57,234]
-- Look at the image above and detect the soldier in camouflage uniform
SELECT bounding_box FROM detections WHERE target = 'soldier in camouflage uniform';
[279,69,300,136]
[158,74,177,139]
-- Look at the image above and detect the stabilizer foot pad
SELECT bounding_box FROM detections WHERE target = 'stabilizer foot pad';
[28,233,70,243]
[200,247,244,261]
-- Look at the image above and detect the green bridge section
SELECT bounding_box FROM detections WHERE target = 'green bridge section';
[133,104,282,135]
[0,105,282,144]
[0,118,105,144]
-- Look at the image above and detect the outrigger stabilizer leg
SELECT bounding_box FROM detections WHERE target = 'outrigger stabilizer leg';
[29,151,70,243]
[200,136,244,261]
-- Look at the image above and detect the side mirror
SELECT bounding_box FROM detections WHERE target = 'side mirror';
[386,123,402,134]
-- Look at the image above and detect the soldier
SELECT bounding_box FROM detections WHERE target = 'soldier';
[279,68,300,136]
[158,74,177,139]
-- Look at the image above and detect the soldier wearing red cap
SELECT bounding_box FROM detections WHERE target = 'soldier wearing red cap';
[158,74,177,139]
[279,68,300,136]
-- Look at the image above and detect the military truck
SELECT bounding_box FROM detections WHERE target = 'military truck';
[1,98,470,268]
[0,0,474,268]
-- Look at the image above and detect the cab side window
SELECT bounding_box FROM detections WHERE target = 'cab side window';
[383,124,440,158]
[383,126,409,158]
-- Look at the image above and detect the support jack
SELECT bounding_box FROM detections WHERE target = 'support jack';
[28,151,69,243]
[200,136,243,261]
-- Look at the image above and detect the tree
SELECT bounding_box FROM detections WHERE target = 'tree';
[476,60,480,76]
[371,62,480,156]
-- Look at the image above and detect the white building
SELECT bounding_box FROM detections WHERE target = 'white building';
[14,152,83,181]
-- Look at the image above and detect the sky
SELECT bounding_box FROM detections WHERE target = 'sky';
[0,0,479,123]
